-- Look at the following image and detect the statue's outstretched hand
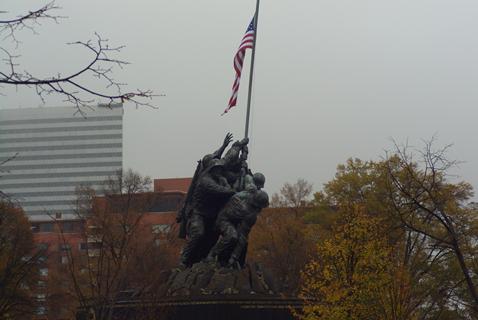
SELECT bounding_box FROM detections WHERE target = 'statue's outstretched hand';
[223,133,233,147]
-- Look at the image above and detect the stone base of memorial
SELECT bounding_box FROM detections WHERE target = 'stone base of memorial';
[162,261,302,319]
[76,261,302,320]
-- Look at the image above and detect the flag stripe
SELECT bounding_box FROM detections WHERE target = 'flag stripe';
[224,19,255,114]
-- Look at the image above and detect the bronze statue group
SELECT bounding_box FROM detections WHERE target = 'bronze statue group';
[176,133,269,269]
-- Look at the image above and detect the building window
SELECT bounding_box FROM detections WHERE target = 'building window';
[88,249,100,257]
[37,255,47,264]
[87,241,102,249]
[31,225,39,233]
[151,224,170,234]
[39,223,54,232]
[37,281,46,288]
[21,255,32,262]
[39,268,48,277]
[36,294,46,302]
[60,244,71,251]
[62,221,75,233]
[36,306,47,315]
[154,239,161,247]
[60,256,69,265]
[38,243,49,251]
[79,242,87,250]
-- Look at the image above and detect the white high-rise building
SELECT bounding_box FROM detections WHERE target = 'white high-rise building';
[0,105,123,221]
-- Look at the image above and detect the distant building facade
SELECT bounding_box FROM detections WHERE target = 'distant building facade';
[154,177,192,193]
[31,189,185,319]
[0,105,123,221]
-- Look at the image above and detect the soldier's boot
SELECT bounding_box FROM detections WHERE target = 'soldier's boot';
[227,255,241,270]
[205,254,219,265]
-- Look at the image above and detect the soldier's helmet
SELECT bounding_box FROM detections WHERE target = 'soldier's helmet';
[253,172,265,189]
[206,158,228,177]
[202,154,214,168]
[223,148,241,168]
[253,190,269,209]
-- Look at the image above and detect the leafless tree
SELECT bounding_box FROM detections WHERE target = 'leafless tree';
[249,208,317,294]
[270,178,313,214]
[0,2,158,115]
[53,170,176,320]
[0,152,18,201]
[385,139,478,315]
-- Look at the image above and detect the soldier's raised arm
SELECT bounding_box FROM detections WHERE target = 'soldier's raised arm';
[212,132,234,159]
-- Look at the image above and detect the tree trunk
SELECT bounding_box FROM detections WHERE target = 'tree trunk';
[452,239,478,314]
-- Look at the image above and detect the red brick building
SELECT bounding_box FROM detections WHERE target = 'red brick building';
[31,178,191,319]
[154,177,192,193]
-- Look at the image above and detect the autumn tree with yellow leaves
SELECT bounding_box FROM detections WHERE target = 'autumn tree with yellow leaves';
[299,207,416,320]
[300,143,478,319]
[0,201,41,319]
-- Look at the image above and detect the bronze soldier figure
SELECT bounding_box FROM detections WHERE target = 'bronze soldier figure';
[179,160,235,267]
[177,133,234,237]
[177,133,267,269]
[206,173,269,267]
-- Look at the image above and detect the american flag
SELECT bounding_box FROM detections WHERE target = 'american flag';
[224,18,256,114]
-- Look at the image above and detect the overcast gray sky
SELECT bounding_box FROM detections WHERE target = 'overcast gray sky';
[2,0,478,197]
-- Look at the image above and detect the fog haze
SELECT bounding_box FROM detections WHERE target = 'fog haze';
[2,0,478,196]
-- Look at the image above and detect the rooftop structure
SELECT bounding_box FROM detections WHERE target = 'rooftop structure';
[154,177,192,193]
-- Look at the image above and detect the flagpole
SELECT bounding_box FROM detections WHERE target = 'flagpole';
[244,0,260,139]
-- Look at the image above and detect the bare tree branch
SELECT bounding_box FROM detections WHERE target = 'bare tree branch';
[0,3,161,114]
[385,139,478,313]
[0,152,18,201]
[0,2,62,47]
